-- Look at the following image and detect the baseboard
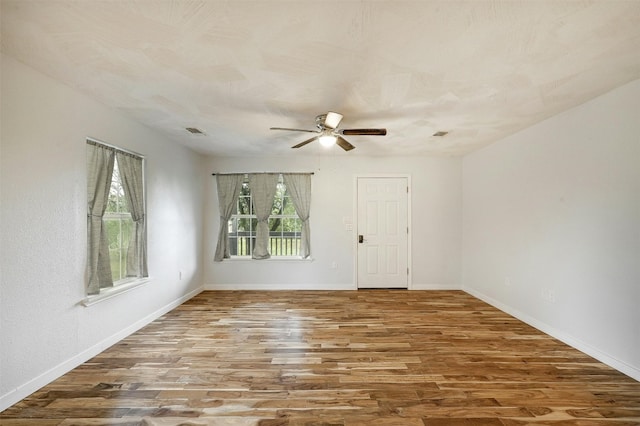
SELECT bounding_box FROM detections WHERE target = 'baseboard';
[411,283,461,290]
[204,283,356,291]
[463,286,640,382]
[0,286,204,412]
[205,283,462,291]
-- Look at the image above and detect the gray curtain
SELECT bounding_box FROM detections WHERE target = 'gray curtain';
[87,143,115,295]
[214,174,244,261]
[116,152,148,278]
[283,174,312,258]
[248,173,279,259]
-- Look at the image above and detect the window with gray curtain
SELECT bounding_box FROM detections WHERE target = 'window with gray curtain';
[215,173,312,260]
[214,174,244,261]
[87,140,147,295]
[283,174,311,259]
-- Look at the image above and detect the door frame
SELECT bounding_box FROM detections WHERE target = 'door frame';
[353,174,412,290]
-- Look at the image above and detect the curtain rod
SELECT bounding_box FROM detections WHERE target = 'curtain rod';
[86,137,144,159]
[212,172,314,176]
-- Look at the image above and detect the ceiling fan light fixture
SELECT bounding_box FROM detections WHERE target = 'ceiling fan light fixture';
[319,134,337,147]
[324,112,343,129]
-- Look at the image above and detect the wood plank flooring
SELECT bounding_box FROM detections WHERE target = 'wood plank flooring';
[2,290,639,425]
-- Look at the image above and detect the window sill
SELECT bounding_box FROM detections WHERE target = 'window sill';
[227,256,314,262]
[81,278,151,307]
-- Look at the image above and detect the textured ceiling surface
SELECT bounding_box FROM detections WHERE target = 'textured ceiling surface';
[2,0,640,157]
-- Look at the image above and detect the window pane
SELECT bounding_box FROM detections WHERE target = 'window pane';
[105,158,134,282]
[268,217,282,232]
[106,215,134,281]
[227,217,237,255]
[268,218,281,255]
[283,217,301,233]
[109,248,122,281]
[238,195,251,215]
[283,198,296,215]
[272,182,286,214]
[237,234,250,256]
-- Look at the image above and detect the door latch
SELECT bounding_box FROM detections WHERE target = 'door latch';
[358,235,364,243]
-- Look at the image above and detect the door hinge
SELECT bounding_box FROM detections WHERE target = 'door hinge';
[407,267,409,275]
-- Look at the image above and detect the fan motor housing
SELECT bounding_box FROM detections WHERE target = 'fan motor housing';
[315,114,328,130]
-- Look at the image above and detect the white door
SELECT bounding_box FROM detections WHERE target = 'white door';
[357,177,409,289]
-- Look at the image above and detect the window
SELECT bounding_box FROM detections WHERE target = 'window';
[86,139,147,296]
[105,158,135,282]
[228,174,302,257]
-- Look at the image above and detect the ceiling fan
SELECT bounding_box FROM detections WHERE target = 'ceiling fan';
[270,112,387,151]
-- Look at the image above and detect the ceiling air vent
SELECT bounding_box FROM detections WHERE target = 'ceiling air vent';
[185,127,205,135]
[433,131,448,137]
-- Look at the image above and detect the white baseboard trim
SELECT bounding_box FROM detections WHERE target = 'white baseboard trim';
[0,286,204,412]
[204,283,356,291]
[463,286,640,382]
[204,283,463,291]
[411,283,461,290]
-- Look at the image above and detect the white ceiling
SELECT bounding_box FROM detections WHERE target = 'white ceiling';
[2,0,639,157]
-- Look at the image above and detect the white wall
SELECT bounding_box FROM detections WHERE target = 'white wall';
[203,155,462,290]
[462,79,640,380]
[0,54,206,409]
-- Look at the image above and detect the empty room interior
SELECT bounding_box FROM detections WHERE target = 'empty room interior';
[1,0,639,424]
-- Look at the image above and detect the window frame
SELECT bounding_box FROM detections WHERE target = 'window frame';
[83,138,148,306]
[228,174,304,259]
[104,156,137,284]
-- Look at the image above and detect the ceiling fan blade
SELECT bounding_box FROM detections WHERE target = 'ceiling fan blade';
[341,128,387,136]
[291,136,318,149]
[336,136,355,151]
[271,127,319,133]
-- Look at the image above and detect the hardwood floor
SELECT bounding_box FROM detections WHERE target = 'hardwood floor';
[2,290,639,425]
